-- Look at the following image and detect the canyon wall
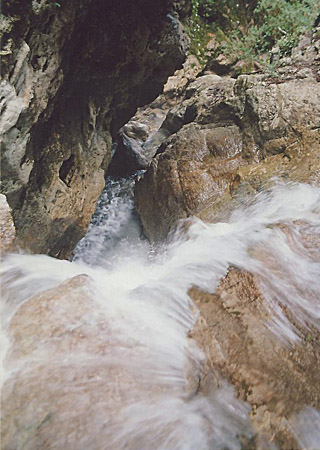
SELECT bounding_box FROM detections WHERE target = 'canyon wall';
[1,0,190,257]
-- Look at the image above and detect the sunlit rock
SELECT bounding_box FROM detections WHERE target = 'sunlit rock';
[0,194,16,254]
[190,268,320,449]
[135,32,320,242]
[109,54,202,177]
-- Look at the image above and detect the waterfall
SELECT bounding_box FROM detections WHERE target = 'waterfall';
[1,177,320,449]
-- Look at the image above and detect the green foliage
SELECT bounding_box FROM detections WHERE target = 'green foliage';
[188,0,319,71]
[306,333,312,342]
[227,0,318,59]
[188,0,212,64]
[188,0,259,64]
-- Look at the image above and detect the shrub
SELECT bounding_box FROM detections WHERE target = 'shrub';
[188,0,319,70]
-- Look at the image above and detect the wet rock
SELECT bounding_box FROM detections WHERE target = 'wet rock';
[1,274,128,449]
[135,35,320,242]
[1,273,202,449]
[108,107,168,176]
[0,0,190,257]
[0,194,16,254]
[190,268,320,450]
[132,31,320,447]
[109,54,202,176]
[135,120,244,241]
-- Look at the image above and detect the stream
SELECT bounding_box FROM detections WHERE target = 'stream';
[1,175,320,449]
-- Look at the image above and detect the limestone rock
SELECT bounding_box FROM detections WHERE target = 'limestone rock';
[190,269,320,450]
[0,0,190,257]
[135,120,244,241]
[135,34,320,242]
[109,54,202,176]
[1,272,202,449]
[0,194,16,254]
[108,106,168,176]
[1,274,127,449]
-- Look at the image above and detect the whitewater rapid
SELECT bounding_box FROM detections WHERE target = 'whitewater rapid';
[1,177,320,449]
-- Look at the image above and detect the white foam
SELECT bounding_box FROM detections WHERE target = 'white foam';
[1,179,320,448]
[290,407,320,450]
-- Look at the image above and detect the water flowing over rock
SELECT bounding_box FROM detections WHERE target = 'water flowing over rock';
[191,269,320,449]
[0,0,190,257]
[135,30,320,242]
[1,5,320,449]
[2,179,320,449]
[1,245,251,450]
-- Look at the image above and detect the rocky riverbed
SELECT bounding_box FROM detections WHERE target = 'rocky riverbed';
[1,4,320,450]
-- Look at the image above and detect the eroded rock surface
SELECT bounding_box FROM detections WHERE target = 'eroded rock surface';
[1,273,194,449]
[0,0,190,257]
[132,30,320,449]
[135,30,320,242]
[2,275,133,449]
[109,54,202,176]
[0,194,16,254]
[190,269,320,450]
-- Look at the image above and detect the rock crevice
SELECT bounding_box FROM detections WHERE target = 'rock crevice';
[1,0,190,257]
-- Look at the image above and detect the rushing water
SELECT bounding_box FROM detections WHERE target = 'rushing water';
[73,175,146,268]
[1,176,320,449]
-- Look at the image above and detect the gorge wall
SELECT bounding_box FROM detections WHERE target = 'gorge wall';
[1,0,190,258]
[135,30,320,242]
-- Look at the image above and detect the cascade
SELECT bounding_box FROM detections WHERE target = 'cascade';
[1,176,320,449]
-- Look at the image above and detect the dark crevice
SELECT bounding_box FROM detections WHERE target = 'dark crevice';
[1,0,190,256]
[59,154,75,186]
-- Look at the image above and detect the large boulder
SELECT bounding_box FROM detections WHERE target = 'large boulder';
[1,273,202,449]
[135,32,320,242]
[190,268,320,450]
[2,274,129,449]
[0,0,190,257]
[108,54,202,176]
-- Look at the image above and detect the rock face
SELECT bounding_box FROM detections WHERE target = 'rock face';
[135,30,320,242]
[108,54,202,176]
[132,32,320,449]
[0,0,190,257]
[0,194,16,254]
